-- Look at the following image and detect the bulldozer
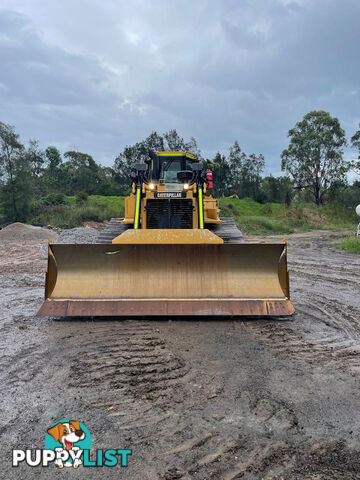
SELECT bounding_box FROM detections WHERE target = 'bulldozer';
[38,151,295,317]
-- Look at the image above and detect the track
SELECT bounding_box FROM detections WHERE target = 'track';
[96,217,129,243]
[208,217,244,243]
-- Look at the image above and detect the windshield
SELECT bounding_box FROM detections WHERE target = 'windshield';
[161,159,182,182]
[159,157,193,182]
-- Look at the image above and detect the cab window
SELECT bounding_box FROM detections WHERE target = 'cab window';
[160,157,194,182]
[160,158,182,182]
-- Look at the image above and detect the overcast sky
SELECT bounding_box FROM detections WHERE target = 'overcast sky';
[0,0,359,174]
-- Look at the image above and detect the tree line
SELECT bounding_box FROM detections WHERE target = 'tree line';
[0,110,359,223]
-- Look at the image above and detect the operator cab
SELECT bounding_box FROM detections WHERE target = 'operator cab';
[148,151,198,184]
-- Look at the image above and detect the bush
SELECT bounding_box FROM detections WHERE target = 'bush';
[261,204,273,215]
[335,237,360,254]
[42,193,67,206]
[97,183,120,196]
[239,216,294,235]
[76,191,88,204]
[29,195,125,228]
[287,205,304,220]
[220,202,240,216]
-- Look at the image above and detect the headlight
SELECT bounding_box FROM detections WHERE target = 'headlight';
[183,183,189,190]
[149,183,155,190]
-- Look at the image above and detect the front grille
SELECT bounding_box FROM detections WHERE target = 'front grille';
[146,199,193,229]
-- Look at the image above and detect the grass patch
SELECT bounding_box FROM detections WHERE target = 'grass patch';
[30,195,125,229]
[335,237,360,254]
[238,216,294,235]
[67,195,125,213]
[218,197,356,235]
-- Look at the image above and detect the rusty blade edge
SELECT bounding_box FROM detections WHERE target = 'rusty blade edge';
[37,299,295,317]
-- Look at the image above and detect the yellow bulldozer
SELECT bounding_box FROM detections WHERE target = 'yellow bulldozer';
[38,151,295,317]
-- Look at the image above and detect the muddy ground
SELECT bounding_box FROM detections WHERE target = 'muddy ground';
[0,230,360,479]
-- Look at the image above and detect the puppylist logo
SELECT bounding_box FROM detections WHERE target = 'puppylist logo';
[12,419,131,469]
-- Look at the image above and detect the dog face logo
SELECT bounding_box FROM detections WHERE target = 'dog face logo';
[47,421,85,451]
[45,419,91,468]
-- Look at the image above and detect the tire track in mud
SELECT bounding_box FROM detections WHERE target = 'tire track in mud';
[159,391,359,479]
[159,390,299,479]
[298,298,360,369]
[244,297,360,371]
[290,261,360,278]
[162,438,359,480]
[0,242,48,274]
[67,322,306,479]
[68,321,190,410]
[0,272,45,385]
[217,439,360,480]
[292,267,360,289]
[63,322,193,459]
[243,320,329,368]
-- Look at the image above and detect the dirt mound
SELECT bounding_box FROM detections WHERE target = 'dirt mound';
[55,227,99,244]
[0,223,58,242]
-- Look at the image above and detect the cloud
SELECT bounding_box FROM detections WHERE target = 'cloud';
[0,0,359,172]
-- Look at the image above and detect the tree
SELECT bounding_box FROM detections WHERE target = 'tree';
[164,129,202,158]
[26,139,45,177]
[97,166,120,196]
[0,121,25,220]
[351,124,360,174]
[63,150,101,194]
[326,179,360,207]
[228,141,265,200]
[281,111,348,205]
[45,146,62,170]
[41,146,65,194]
[261,175,294,205]
[23,139,47,198]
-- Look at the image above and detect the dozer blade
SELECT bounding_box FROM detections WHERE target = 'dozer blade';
[38,242,294,317]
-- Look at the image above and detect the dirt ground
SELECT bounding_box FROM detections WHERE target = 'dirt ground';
[1,229,360,479]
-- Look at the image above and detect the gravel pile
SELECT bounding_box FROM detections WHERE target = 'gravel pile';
[55,227,99,244]
[0,223,58,242]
